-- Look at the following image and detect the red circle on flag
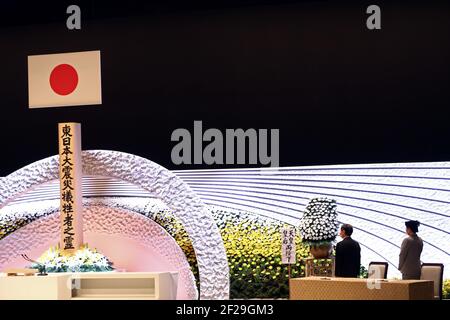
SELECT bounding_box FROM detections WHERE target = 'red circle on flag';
[49,64,78,95]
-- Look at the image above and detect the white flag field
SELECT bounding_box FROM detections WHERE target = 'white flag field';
[28,50,102,108]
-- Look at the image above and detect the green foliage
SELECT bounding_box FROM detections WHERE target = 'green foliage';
[443,279,450,299]
[359,265,369,278]
[216,210,311,299]
[302,240,335,247]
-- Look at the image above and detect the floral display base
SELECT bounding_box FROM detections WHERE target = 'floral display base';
[309,243,332,259]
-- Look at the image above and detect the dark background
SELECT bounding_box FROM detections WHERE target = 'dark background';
[0,0,449,175]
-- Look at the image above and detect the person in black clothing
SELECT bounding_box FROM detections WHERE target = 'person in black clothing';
[335,224,361,277]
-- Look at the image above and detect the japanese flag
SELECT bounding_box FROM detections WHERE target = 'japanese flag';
[28,50,102,108]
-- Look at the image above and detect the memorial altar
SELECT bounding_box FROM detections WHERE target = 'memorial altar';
[0,123,183,300]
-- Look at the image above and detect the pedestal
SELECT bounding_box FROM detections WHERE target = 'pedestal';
[0,273,72,300]
[303,257,335,277]
[0,272,178,300]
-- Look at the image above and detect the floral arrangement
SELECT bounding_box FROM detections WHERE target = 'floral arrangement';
[297,197,339,245]
[443,279,450,299]
[216,210,310,298]
[150,204,311,298]
[30,245,114,273]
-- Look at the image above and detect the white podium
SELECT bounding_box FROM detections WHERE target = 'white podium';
[0,272,178,300]
[0,274,72,300]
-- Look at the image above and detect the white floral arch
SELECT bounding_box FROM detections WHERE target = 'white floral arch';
[0,150,229,300]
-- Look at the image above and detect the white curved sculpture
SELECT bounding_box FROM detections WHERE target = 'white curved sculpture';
[0,150,229,300]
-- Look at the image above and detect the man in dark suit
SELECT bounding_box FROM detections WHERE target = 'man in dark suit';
[335,224,361,277]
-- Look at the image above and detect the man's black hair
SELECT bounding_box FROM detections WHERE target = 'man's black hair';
[341,224,353,236]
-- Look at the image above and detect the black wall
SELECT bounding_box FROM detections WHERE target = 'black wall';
[0,1,449,175]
